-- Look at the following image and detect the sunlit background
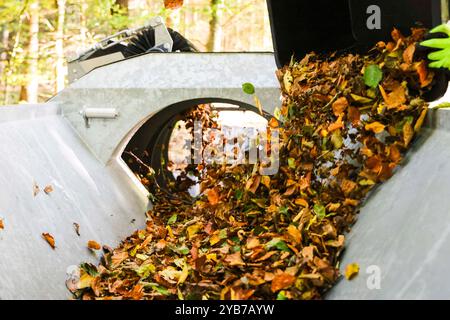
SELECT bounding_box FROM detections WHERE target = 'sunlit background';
[0,0,273,105]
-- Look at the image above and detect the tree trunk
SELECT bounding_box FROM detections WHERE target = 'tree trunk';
[0,27,9,82]
[442,0,449,23]
[55,0,66,93]
[206,0,223,52]
[80,0,88,46]
[27,0,40,104]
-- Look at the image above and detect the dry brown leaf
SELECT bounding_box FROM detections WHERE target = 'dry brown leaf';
[44,185,54,194]
[224,252,245,266]
[332,97,349,116]
[245,175,261,194]
[403,122,414,147]
[365,122,385,134]
[206,188,220,205]
[268,117,279,128]
[414,108,428,133]
[416,61,433,87]
[42,232,56,249]
[287,225,302,244]
[0,218,4,230]
[403,43,416,64]
[246,237,260,250]
[348,106,361,126]
[33,181,40,197]
[271,273,296,292]
[341,179,358,195]
[88,240,101,251]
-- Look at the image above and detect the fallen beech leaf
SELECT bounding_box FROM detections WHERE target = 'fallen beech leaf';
[42,232,56,249]
[44,185,54,194]
[206,188,219,205]
[261,176,271,189]
[245,175,261,194]
[341,179,357,195]
[224,252,245,266]
[186,223,202,239]
[88,240,101,251]
[403,43,416,64]
[271,273,296,292]
[345,263,360,280]
[403,122,414,147]
[365,122,385,134]
[348,106,361,126]
[332,97,349,116]
[286,225,301,244]
[268,117,279,128]
[414,108,428,133]
[294,198,309,207]
[415,61,433,87]
[382,85,407,109]
[246,237,260,250]
[33,181,40,197]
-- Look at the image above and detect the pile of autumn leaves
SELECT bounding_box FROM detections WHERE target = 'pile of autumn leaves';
[70,28,433,300]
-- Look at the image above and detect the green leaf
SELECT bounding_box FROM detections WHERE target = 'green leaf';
[176,245,190,255]
[242,82,256,95]
[279,206,289,216]
[167,214,177,225]
[364,64,383,88]
[219,229,228,239]
[136,263,156,279]
[235,189,244,200]
[151,285,170,296]
[433,102,450,109]
[80,263,99,277]
[277,291,289,300]
[265,238,290,252]
[313,204,326,219]
[288,158,296,169]
[331,131,343,149]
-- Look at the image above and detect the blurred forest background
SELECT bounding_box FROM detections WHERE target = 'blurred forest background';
[0,0,273,105]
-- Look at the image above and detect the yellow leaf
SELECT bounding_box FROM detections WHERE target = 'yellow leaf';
[414,108,428,133]
[178,264,190,285]
[365,122,385,134]
[287,225,302,244]
[206,253,218,262]
[261,176,271,189]
[209,233,221,246]
[283,70,293,93]
[78,272,94,289]
[254,95,263,115]
[166,225,175,239]
[345,263,360,280]
[295,198,309,207]
[186,224,202,239]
